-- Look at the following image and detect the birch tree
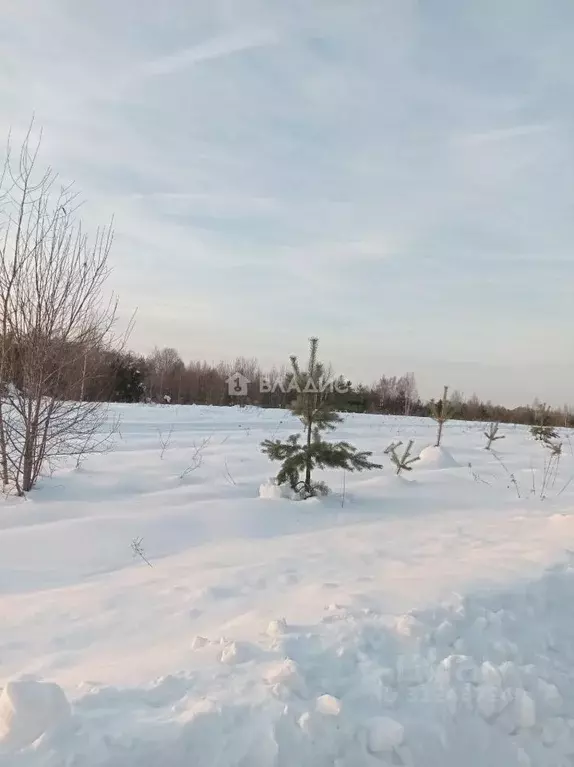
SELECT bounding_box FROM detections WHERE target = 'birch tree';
[0,129,118,494]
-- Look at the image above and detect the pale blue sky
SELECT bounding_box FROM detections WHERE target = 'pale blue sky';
[1,0,573,405]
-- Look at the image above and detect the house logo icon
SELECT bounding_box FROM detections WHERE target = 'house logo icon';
[226,372,250,397]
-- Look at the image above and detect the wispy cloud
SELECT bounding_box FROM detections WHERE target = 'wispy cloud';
[458,123,554,145]
[137,27,279,78]
[0,0,573,404]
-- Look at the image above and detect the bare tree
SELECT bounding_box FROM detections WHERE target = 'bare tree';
[400,372,418,416]
[157,423,174,460]
[146,347,184,402]
[0,128,119,494]
[374,372,418,415]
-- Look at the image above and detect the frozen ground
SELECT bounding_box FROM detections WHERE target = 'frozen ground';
[1,404,574,766]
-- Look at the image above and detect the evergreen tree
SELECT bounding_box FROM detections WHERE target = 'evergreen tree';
[261,338,381,498]
[531,424,559,443]
[111,354,145,403]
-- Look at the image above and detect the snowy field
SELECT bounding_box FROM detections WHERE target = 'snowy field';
[1,404,574,766]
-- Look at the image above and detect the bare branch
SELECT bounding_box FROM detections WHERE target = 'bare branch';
[131,537,153,568]
[180,436,211,480]
[158,424,174,460]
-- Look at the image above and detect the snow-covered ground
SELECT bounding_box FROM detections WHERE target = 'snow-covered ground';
[1,404,574,766]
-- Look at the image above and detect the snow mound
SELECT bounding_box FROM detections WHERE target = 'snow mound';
[0,679,71,750]
[316,694,342,716]
[418,445,459,468]
[267,618,288,637]
[366,716,405,753]
[259,479,295,500]
[219,640,255,665]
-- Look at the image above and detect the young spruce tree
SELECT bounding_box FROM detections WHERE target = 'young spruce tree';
[261,338,381,498]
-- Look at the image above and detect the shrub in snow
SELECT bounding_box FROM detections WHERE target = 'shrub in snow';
[384,439,420,475]
[530,424,558,443]
[261,338,380,499]
[430,385,454,447]
[530,402,559,444]
[484,422,505,450]
[0,679,71,749]
[537,437,564,500]
[544,439,563,457]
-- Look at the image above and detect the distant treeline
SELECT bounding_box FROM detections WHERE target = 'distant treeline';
[88,346,572,428]
[3,339,571,427]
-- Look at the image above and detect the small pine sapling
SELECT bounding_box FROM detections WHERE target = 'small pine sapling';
[430,385,454,447]
[545,439,563,458]
[540,440,563,499]
[530,402,558,443]
[531,424,559,443]
[385,439,420,475]
[261,338,381,499]
[384,440,402,455]
[484,422,505,450]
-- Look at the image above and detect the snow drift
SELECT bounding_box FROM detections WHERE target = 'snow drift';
[0,404,573,766]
